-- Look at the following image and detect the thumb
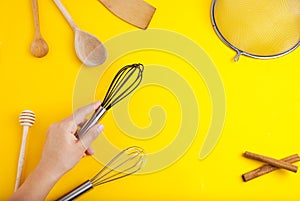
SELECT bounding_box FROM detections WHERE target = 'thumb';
[80,124,104,149]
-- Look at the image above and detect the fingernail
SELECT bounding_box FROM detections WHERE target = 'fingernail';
[89,148,94,155]
[94,101,101,110]
[96,124,104,132]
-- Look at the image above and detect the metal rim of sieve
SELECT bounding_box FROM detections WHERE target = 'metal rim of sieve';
[211,0,300,62]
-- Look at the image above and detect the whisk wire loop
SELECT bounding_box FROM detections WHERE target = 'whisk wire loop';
[102,63,143,110]
[91,150,144,186]
[56,146,145,201]
[76,63,144,139]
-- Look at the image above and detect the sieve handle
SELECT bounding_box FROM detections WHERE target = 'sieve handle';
[234,51,242,62]
[56,180,93,201]
[76,106,106,139]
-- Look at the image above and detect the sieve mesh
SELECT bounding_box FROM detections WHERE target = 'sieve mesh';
[211,0,300,61]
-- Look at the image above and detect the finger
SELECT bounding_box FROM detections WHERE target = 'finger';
[85,147,94,155]
[67,101,101,125]
[80,124,104,149]
[78,120,88,128]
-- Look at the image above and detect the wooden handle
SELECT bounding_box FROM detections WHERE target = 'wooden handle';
[53,0,78,30]
[31,0,41,37]
[14,126,29,192]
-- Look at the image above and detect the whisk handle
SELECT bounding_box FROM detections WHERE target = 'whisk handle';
[56,180,93,201]
[76,106,106,138]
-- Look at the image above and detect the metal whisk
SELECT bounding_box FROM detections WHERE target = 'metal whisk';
[56,146,145,201]
[76,63,144,138]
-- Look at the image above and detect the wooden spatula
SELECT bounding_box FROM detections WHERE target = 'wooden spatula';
[99,0,156,29]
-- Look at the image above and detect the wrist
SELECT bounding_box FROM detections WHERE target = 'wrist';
[10,160,63,201]
[36,159,64,183]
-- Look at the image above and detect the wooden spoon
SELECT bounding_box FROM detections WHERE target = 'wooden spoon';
[53,0,107,67]
[31,0,49,58]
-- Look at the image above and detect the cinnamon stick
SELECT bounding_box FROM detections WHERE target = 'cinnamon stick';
[243,151,298,173]
[242,154,300,182]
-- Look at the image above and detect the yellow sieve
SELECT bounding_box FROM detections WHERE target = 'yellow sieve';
[211,0,300,61]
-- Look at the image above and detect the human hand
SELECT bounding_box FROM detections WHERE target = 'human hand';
[9,102,104,201]
[37,101,104,180]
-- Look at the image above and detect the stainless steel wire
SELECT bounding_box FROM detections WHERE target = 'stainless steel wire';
[76,63,144,138]
[56,146,145,201]
[211,0,300,62]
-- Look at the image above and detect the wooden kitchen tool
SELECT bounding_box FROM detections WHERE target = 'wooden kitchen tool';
[30,0,49,58]
[99,0,156,29]
[14,110,36,192]
[53,0,107,66]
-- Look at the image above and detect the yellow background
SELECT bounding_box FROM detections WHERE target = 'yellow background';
[1,0,300,200]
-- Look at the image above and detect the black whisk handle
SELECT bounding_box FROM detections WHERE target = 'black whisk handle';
[56,180,93,201]
[76,106,106,139]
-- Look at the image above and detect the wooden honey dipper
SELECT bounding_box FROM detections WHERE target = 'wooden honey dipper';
[14,110,36,192]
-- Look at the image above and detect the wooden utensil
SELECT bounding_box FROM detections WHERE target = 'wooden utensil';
[31,0,49,58]
[53,0,107,66]
[99,0,156,29]
[14,110,36,192]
